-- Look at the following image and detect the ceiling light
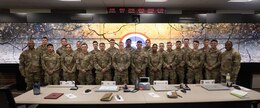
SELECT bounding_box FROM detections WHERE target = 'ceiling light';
[59,0,81,1]
[145,0,168,2]
[228,0,252,2]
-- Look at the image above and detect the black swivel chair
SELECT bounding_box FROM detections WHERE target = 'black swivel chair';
[0,88,17,108]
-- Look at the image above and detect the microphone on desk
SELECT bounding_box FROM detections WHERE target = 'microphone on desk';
[70,80,78,90]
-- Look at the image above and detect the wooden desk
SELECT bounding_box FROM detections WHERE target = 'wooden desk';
[15,84,260,108]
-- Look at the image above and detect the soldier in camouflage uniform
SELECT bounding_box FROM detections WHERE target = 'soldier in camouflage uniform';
[186,41,204,84]
[158,43,166,55]
[182,38,192,83]
[107,39,119,81]
[204,39,221,82]
[56,38,67,81]
[61,44,76,81]
[74,41,82,56]
[76,43,94,85]
[94,43,112,84]
[131,41,147,84]
[113,42,130,84]
[220,41,241,83]
[200,39,210,80]
[148,44,163,84]
[19,40,41,90]
[36,36,48,85]
[173,41,185,83]
[56,38,68,56]
[107,39,118,57]
[36,36,48,57]
[90,41,100,54]
[144,39,151,53]
[124,39,135,53]
[42,44,61,85]
[162,42,177,84]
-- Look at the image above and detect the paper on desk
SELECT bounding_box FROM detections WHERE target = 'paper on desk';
[65,93,77,99]
[148,92,160,98]
[230,89,248,98]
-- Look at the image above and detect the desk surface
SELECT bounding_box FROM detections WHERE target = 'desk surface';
[15,84,260,105]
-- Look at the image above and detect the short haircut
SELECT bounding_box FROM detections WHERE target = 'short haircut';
[193,40,199,44]
[159,43,164,45]
[211,39,218,43]
[77,41,82,44]
[184,38,189,41]
[204,38,209,42]
[176,41,181,43]
[93,41,98,44]
[167,42,172,44]
[99,42,105,45]
[81,43,88,46]
[137,41,142,44]
[152,43,157,47]
[126,39,131,42]
[61,38,67,41]
[66,44,72,48]
[47,43,53,47]
[42,36,48,40]
[110,39,115,41]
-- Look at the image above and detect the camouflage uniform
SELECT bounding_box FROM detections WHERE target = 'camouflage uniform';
[56,46,66,80]
[220,48,241,83]
[199,47,210,80]
[186,49,204,84]
[112,50,130,84]
[41,52,61,85]
[36,45,48,85]
[162,49,177,84]
[173,48,185,83]
[76,52,94,85]
[90,49,100,55]
[204,48,221,82]
[107,47,118,57]
[131,49,148,84]
[36,45,48,57]
[61,51,76,81]
[143,46,151,53]
[182,47,192,83]
[56,46,66,56]
[94,50,112,84]
[74,48,82,56]
[148,52,163,84]
[124,46,135,54]
[107,47,119,78]
[19,48,41,90]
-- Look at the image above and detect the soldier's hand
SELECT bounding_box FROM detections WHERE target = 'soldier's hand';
[208,67,212,71]
[101,69,106,73]
[167,65,171,69]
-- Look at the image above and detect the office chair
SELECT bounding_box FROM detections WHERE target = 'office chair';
[0,88,17,108]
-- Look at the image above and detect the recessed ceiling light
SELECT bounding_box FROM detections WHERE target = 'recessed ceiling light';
[228,0,252,2]
[59,0,81,1]
[145,0,168,2]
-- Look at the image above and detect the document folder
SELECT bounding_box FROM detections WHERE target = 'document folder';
[44,93,64,99]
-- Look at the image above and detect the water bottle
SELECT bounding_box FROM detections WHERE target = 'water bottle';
[135,78,139,90]
[226,73,230,83]
[33,81,40,95]
[226,73,232,87]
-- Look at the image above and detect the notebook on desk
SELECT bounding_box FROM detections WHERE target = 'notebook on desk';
[201,84,230,91]
[44,93,64,99]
